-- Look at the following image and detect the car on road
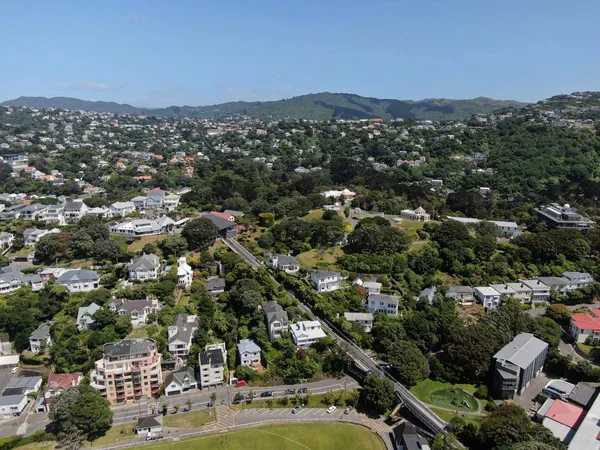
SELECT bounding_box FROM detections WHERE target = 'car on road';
[10,367,18,374]
[344,406,353,415]
[292,406,302,414]
[297,387,307,394]
[326,406,337,414]
[260,391,273,398]
[235,380,247,387]
[285,388,296,395]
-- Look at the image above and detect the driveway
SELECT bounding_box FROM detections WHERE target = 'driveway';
[0,368,16,393]
[512,372,550,413]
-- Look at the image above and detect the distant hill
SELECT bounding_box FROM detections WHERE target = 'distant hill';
[1,93,528,121]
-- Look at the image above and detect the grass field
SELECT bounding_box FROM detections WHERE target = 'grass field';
[296,246,344,269]
[301,209,325,221]
[128,235,165,252]
[87,422,136,448]
[410,380,478,412]
[430,407,481,426]
[126,326,149,339]
[162,408,216,428]
[147,423,384,450]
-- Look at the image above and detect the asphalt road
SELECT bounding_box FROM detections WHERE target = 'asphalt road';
[112,377,357,425]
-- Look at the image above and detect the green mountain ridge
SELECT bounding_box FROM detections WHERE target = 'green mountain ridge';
[1,92,528,121]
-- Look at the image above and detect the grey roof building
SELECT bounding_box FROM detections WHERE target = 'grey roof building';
[392,422,429,450]
[493,333,548,399]
[205,277,225,295]
[76,302,102,331]
[263,301,289,341]
[56,269,100,292]
[164,368,198,396]
[103,339,157,361]
[198,212,238,239]
[128,254,160,281]
[568,382,598,409]
[167,314,199,357]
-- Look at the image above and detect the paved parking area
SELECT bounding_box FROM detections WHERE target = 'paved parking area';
[235,407,360,425]
[0,369,15,394]
[513,372,550,413]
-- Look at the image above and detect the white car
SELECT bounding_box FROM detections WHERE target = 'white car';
[326,406,337,414]
[10,367,18,374]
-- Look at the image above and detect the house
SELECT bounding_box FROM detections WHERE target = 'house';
[519,279,551,302]
[567,382,598,409]
[416,286,437,303]
[164,368,198,396]
[87,206,109,218]
[128,254,161,281]
[311,269,342,292]
[163,194,180,212]
[29,322,52,353]
[474,286,501,309]
[23,227,57,245]
[109,201,136,218]
[505,282,534,303]
[447,216,519,237]
[536,398,585,444]
[534,203,594,230]
[90,339,163,404]
[177,256,193,289]
[392,422,430,450]
[0,395,28,417]
[109,298,161,326]
[563,272,595,291]
[570,308,600,343]
[361,281,382,294]
[264,301,289,341]
[167,314,199,357]
[109,217,175,237]
[400,207,431,222]
[367,292,399,316]
[344,312,374,332]
[42,372,82,410]
[64,201,88,223]
[205,278,225,296]
[447,286,475,305]
[76,303,102,331]
[0,232,14,248]
[238,339,261,368]
[210,211,234,221]
[224,210,244,218]
[145,188,165,209]
[199,212,238,239]
[56,269,100,292]
[0,333,12,355]
[3,376,42,396]
[0,205,25,220]
[290,321,326,348]
[135,415,163,435]
[268,254,301,274]
[537,277,569,294]
[19,204,47,221]
[490,284,518,298]
[131,196,147,210]
[38,205,65,225]
[492,333,548,398]
[199,343,227,389]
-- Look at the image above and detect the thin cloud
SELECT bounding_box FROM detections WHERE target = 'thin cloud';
[70,81,113,92]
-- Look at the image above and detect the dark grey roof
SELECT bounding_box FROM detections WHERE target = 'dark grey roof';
[168,314,199,344]
[493,333,548,369]
[264,301,288,325]
[205,278,225,291]
[29,322,51,340]
[103,339,156,359]
[275,254,300,266]
[0,394,25,406]
[368,292,399,305]
[314,269,340,278]
[128,254,160,271]
[57,269,99,284]
[223,209,244,217]
[199,212,236,231]
[536,276,568,287]
[392,422,426,450]
[136,415,162,429]
[199,348,224,366]
[4,376,41,392]
[449,286,474,294]
[110,298,156,314]
[165,368,197,387]
[568,382,597,408]
[65,201,86,211]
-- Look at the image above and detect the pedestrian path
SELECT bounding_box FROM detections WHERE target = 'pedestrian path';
[359,415,392,435]
[216,405,237,429]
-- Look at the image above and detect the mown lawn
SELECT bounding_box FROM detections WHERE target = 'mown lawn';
[410,379,478,412]
[296,246,344,269]
[430,407,482,427]
[147,423,385,450]
[126,326,149,339]
[86,422,136,448]
[127,235,165,252]
[162,408,216,428]
[301,209,325,221]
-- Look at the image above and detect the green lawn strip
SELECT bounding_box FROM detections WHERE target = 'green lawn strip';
[146,423,385,450]
[429,407,481,427]
[410,379,478,412]
[126,326,149,339]
[86,422,136,448]
[296,246,344,269]
[577,342,594,354]
[162,408,216,428]
[127,235,165,252]
[231,391,353,410]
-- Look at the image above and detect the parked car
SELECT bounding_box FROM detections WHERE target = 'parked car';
[10,367,18,374]
[298,387,307,394]
[344,406,353,415]
[235,380,247,387]
[285,388,296,395]
[292,406,302,414]
[260,391,273,398]
[326,406,337,414]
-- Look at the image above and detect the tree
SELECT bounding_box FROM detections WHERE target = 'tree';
[360,375,395,414]
[544,304,571,327]
[346,223,412,255]
[479,404,532,450]
[476,221,499,239]
[387,341,429,386]
[50,385,113,448]
[182,218,219,251]
[158,235,188,257]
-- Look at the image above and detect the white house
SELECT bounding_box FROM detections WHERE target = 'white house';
[447,286,475,305]
[0,232,14,249]
[290,321,326,348]
[109,201,136,218]
[400,206,431,222]
[238,339,261,367]
[519,279,551,302]
[199,343,227,389]
[38,205,65,225]
[563,272,595,291]
[167,314,199,357]
[361,281,382,294]
[268,254,301,274]
[570,309,600,343]
[474,286,501,309]
[163,194,180,212]
[76,303,102,331]
[109,217,175,237]
[108,298,161,326]
[23,228,58,245]
[367,292,399,316]
[505,282,534,303]
[312,270,342,292]
[29,322,52,353]
[490,284,518,299]
[0,395,28,417]
[344,312,374,332]
[131,196,147,210]
[164,368,198,396]
[128,254,161,281]
[64,201,88,223]
[56,269,100,292]
[177,256,193,289]
[135,415,163,435]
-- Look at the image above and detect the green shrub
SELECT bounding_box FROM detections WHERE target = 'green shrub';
[474,385,488,399]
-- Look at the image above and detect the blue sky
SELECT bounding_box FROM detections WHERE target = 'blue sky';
[2,0,599,107]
